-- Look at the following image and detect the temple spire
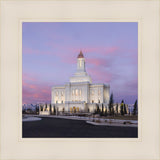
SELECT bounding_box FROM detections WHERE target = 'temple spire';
[69,51,92,83]
[77,51,86,73]
[77,50,84,58]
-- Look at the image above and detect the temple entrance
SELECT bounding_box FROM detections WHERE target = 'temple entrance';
[73,106,76,113]
[76,107,79,112]
[70,107,72,113]
[70,106,80,113]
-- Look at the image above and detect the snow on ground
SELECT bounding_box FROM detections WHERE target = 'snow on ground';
[23,116,42,122]
[86,121,137,127]
[35,115,137,127]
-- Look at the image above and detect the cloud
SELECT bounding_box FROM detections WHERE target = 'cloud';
[124,79,138,92]
[110,77,138,103]
[23,82,52,104]
[86,58,107,66]
[23,73,37,82]
[87,67,112,83]
[68,46,119,56]
[24,44,119,58]
[54,46,119,65]
[22,73,53,104]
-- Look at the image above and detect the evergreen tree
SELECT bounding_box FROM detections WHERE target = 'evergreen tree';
[49,104,52,114]
[116,103,118,115]
[45,103,47,111]
[97,105,100,114]
[112,106,115,116]
[22,108,26,114]
[109,93,114,115]
[120,100,124,115]
[124,104,127,114]
[54,105,56,115]
[133,100,137,115]
[101,103,104,116]
[35,105,39,115]
[105,107,108,116]
[40,105,42,111]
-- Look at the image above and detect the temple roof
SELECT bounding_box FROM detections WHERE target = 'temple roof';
[77,51,84,58]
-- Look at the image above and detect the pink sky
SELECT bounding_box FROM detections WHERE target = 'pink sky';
[23,22,138,104]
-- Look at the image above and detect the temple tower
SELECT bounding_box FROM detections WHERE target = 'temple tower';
[70,51,92,83]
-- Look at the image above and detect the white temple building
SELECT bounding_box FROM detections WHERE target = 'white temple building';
[51,51,110,113]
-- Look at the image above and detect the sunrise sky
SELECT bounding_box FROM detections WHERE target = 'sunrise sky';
[22,22,138,104]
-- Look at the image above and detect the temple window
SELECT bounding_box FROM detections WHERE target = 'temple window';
[79,60,82,67]
[79,89,82,96]
[55,91,58,96]
[72,89,74,96]
[98,89,101,95]
[76,89,78,96]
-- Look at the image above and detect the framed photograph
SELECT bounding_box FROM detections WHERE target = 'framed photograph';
[0,0,160,160]
[22,22,138,138]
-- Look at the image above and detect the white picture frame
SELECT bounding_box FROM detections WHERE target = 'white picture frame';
[0,0,159,160]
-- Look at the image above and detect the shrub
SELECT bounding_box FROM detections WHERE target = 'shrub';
[95,120,101,123]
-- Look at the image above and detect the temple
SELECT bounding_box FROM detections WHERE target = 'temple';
[49,51,110,113]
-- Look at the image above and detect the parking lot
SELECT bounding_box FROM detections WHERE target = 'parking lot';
[23,117,138,138]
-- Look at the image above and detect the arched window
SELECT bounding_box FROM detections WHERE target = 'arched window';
[92,100,94,103]
[98,89,101,95]
[55,91,58,96]
[72,89,74,96]
[76,89,78,96]
[79,60,82,67]
[61,91,64,96]
[79,89,82,96]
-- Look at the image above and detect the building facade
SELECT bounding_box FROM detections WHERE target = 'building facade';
[51,51,110,113]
